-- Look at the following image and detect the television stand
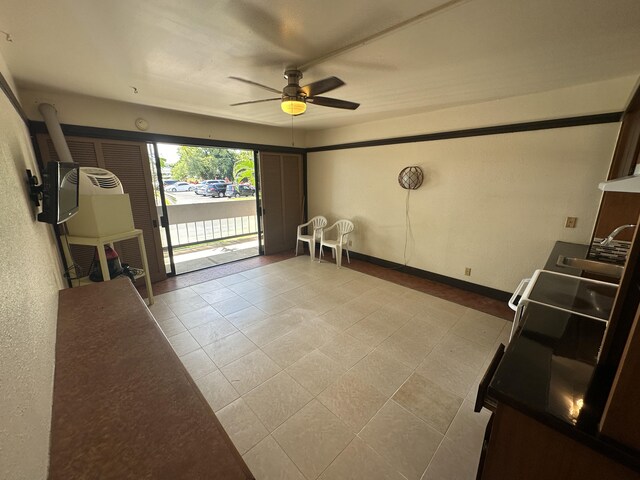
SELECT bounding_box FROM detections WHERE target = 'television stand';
[60,228,154,305]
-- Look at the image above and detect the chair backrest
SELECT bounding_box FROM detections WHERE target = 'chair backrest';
[310,216,328,230]
[335,219,354,237]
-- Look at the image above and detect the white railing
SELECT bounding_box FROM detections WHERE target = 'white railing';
[157,199,258,247]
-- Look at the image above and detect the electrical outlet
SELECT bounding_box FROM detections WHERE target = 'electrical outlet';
[464,267,471,276]
[565,217,577,228]
[348,240,353,247]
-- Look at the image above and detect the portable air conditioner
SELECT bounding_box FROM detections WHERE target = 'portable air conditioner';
[78,167,124,195]
[65,167,134,237]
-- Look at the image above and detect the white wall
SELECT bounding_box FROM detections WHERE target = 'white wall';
[18,88,303,147]
[0,56,65,479]
[307,79,632,293]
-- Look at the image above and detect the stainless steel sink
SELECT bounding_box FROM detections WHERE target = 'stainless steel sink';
[556,255,624,280]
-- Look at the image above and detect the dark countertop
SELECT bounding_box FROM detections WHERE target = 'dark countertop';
[487,241,640,471]
[491,302,605,426]
[50,278,254,479]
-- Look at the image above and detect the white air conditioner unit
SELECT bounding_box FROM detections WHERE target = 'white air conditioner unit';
[66,167,134,237]
[78,167,124,195]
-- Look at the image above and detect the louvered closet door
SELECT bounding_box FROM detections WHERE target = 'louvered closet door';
[259,152,303,254]
[99,140,165,283]
[37,135,166,283]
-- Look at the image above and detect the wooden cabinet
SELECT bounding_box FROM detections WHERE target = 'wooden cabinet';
[478,405,639,480]
[599,224,640,449]
[591,82,640,243]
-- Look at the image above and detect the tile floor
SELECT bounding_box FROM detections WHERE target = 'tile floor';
[149,256,510,480]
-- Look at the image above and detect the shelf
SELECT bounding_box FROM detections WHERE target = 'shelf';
[64,228,145,246]
[74,268,146,287]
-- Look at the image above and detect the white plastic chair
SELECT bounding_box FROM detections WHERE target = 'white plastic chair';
[319,219,354,268]
[296,216,327,260]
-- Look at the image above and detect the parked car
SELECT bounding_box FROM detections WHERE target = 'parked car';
[225,184,255,197]
[163,179,179,187]
[205,183,229,197]
[166,181,195,192]
[195,179,224,195]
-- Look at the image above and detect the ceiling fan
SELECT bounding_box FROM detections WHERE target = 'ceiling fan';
[229,69,360,116]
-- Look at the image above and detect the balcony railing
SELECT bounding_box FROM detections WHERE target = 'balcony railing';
[157,199,258,248]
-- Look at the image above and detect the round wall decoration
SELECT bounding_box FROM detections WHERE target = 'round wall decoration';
[135,118,149,131]
[398,166,424,190]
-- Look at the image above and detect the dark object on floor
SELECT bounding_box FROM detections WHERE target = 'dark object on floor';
[89,246,123,282]
[121,264,136,283]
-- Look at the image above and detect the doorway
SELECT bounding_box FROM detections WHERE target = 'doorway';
[148,143,260,275]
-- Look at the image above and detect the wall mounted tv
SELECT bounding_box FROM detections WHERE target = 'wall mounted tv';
[28,162,80,224]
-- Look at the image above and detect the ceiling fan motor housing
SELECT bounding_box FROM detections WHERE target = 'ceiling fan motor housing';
[283,70,305,99]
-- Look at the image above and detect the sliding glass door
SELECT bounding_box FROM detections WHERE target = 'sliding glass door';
[148,142,261,275]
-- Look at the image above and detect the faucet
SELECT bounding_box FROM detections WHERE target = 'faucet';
[599,224,637,246]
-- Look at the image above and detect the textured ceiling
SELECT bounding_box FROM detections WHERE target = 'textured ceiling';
[1,0,639,130]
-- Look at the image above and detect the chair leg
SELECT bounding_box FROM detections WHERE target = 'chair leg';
[295,239,299,256]
[318,244,323,263]
[336,246,342,268]
[346,247,350,264]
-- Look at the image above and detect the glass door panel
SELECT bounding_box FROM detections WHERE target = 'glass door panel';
[151,142,260,275]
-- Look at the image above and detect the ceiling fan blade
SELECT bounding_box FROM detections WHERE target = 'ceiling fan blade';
[308,96,360,110]
[227,2,313,56]
[230,98,280,106]
[229,76,282,95]
[301,76,345,97]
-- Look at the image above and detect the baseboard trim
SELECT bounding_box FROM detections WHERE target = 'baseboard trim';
[349,251,512,302]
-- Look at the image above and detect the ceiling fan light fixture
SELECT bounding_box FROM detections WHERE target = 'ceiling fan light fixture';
[281,96,307,115]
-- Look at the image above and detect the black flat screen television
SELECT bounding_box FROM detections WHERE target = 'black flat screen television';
[37,162,80,224]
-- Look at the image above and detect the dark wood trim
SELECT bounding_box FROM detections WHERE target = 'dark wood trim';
[348,251,511,301]
[302,152,308,222]
[306,112,623,153]
[605,83,640,180]
[28,121,306,154]
[624,82,640,113]
[0,71,28,124]
[30,112,622,157]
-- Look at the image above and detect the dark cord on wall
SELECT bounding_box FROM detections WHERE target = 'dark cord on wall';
[403,187,414,267]
[60,223,84,286]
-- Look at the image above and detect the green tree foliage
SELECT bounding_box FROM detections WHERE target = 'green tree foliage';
[171,147,237,181]
[233,151,255,186]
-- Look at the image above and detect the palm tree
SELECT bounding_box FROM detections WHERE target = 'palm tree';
[233,155,255,186]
